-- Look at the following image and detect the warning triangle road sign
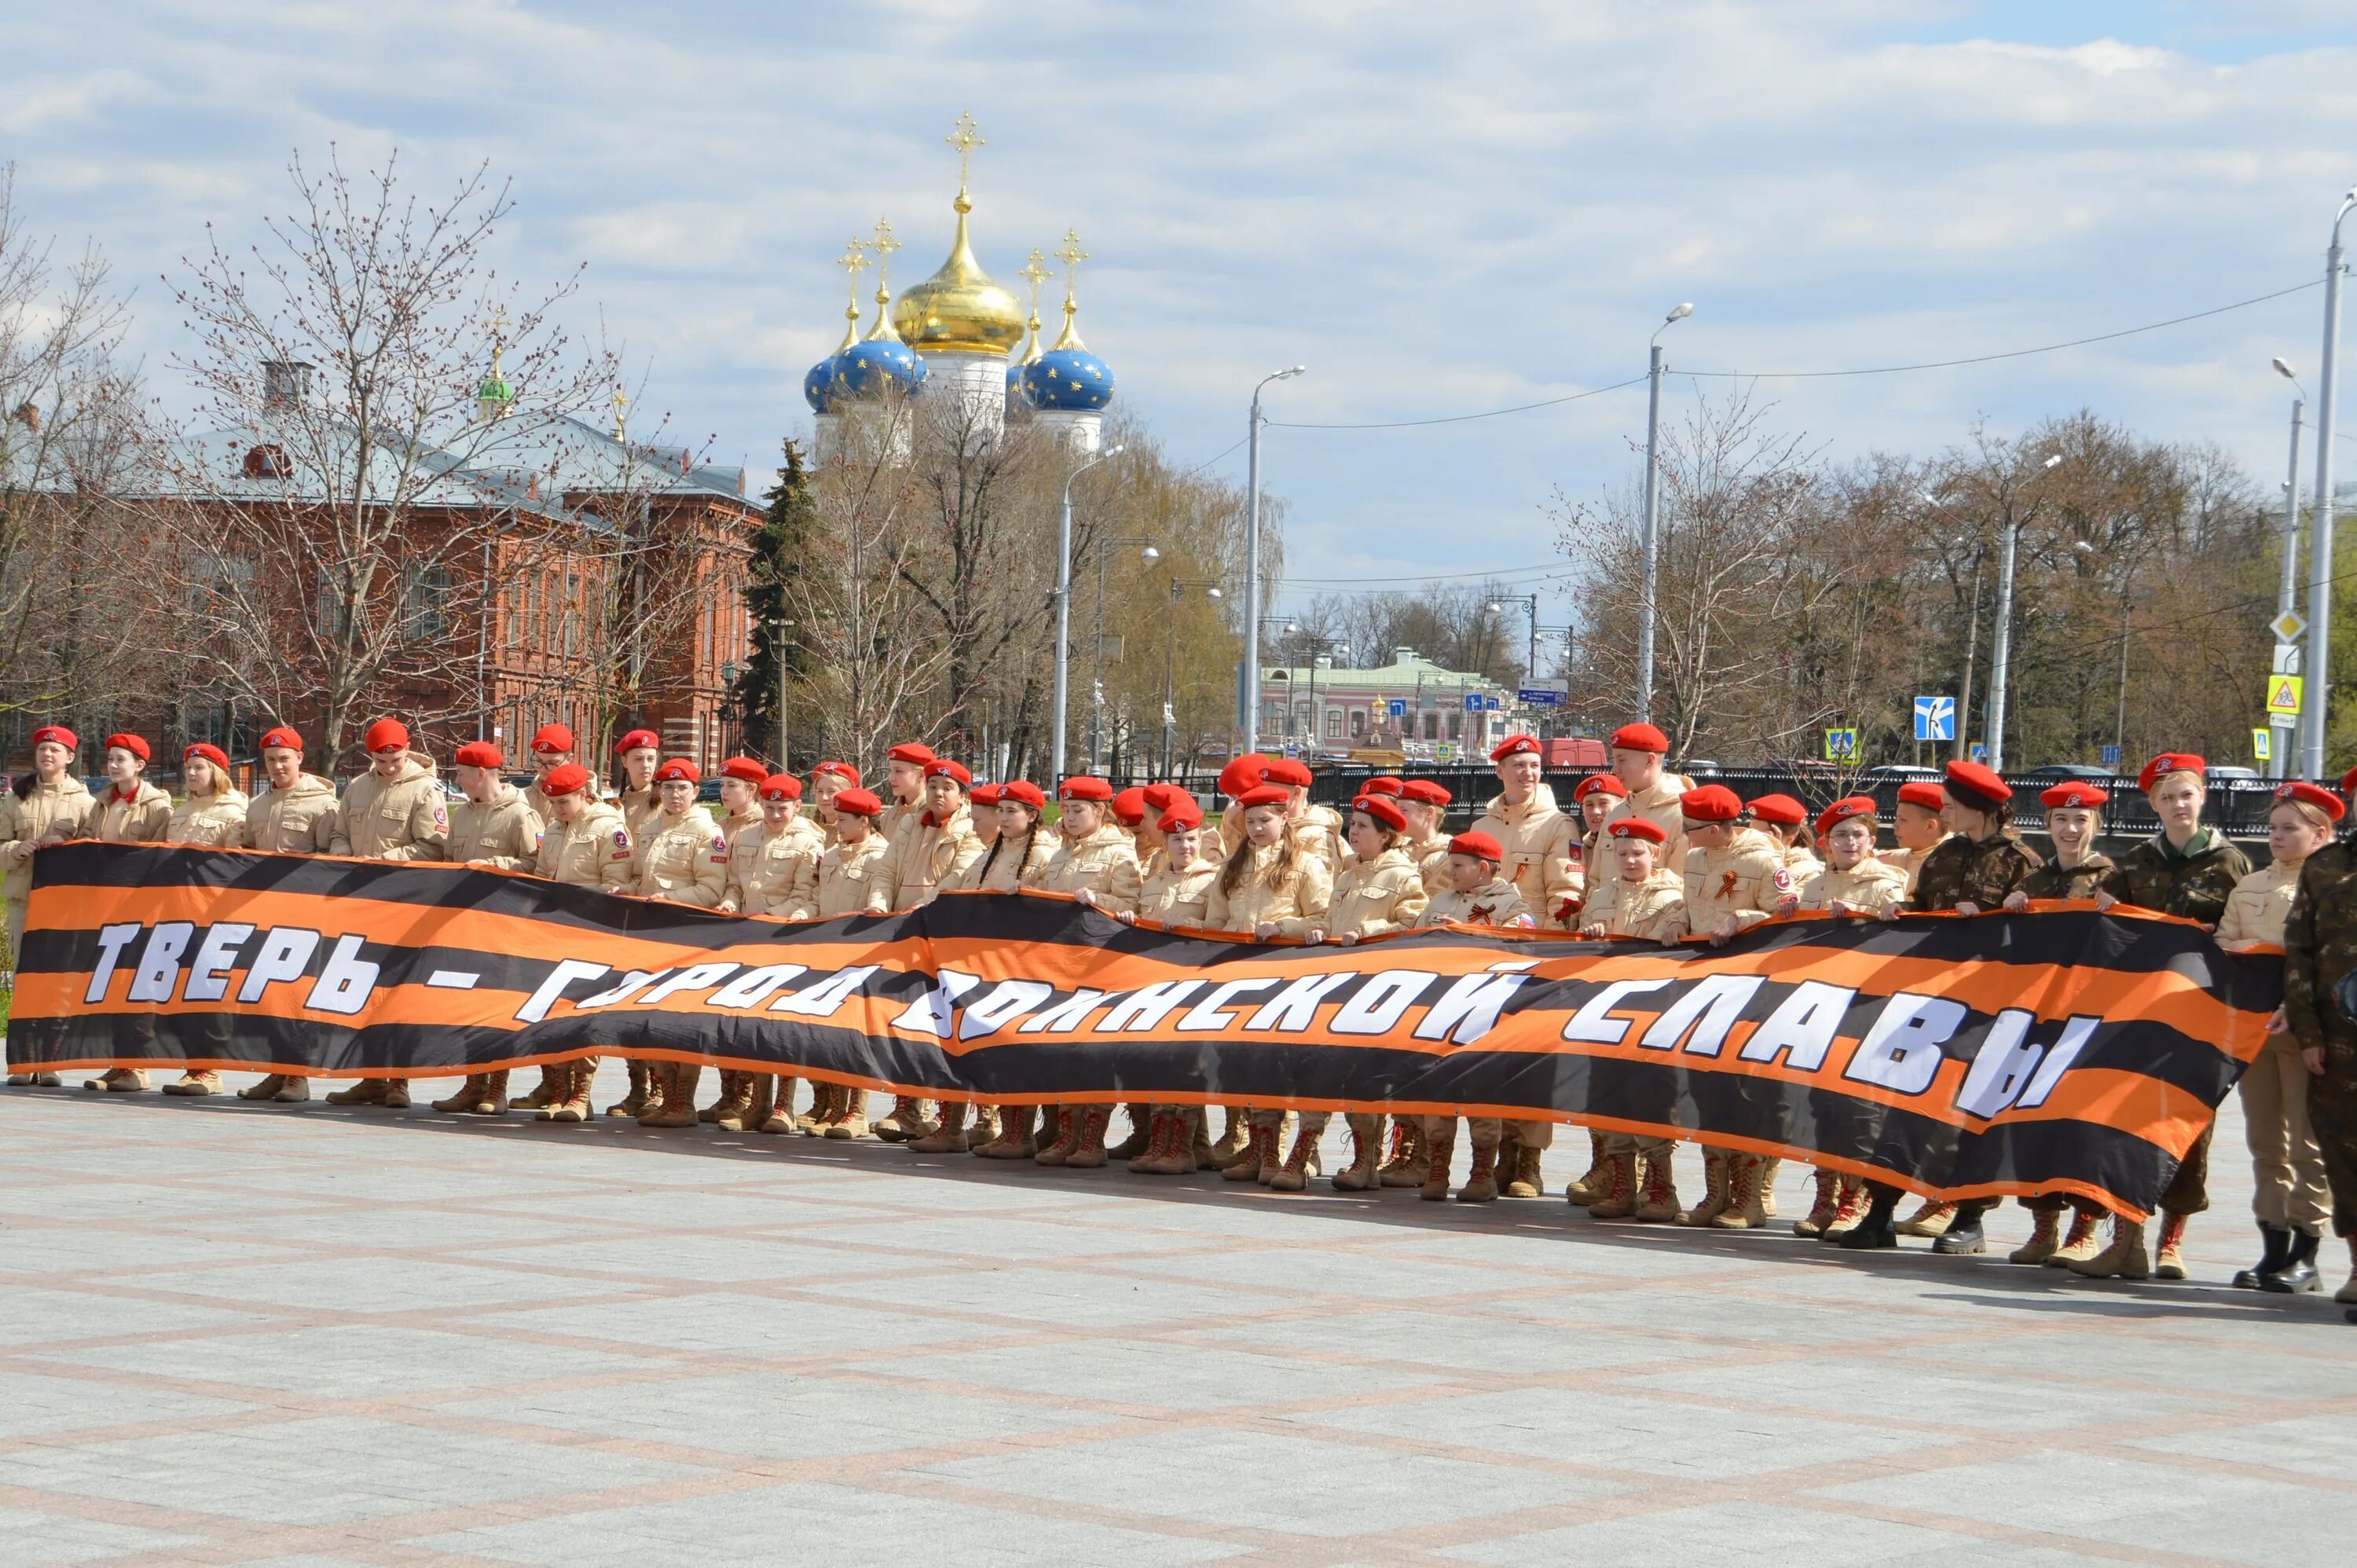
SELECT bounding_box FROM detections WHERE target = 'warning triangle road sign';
[2267,674,2304,715]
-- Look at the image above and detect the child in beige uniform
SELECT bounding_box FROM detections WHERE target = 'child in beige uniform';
[1210,785,1334,1185]
[1414,830,1542,1203]
[1116,800,1224,1175]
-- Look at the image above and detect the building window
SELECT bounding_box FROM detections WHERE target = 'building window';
[1325,709,1343,739]
[1349,709,1365,738]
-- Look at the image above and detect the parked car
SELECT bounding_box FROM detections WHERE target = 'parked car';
[1861,764,1942,782]
[1681,759,1724,778]
[2017,764,2114,782]
[2209,766,2262,782]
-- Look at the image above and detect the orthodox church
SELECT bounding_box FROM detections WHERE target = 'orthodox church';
[802,114,1115,464]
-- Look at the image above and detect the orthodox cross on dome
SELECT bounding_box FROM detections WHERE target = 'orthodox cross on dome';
[869,217,901,299]
[612,387,627,441]
[1054,227,1089,295]
[1017,247,1051,365]
[946,112,984,197]
[835,237,869,350]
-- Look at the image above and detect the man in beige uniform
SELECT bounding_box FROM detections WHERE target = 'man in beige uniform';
[1882,781,1950,893]
[430,742,547,1117]
[1577,819,1691,1221]
[1580,723,1692,929]
[236,725,342,1102]
[1415,830,1538,1201]
[1036,775,1145,1168]
[526,762,634,1123]
[324,719,449,1108]
[1470,734,1582,929]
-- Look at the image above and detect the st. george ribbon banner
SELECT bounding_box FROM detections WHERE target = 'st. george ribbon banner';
[9,844,2281,1218]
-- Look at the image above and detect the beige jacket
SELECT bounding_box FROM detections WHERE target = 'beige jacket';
[879,805,986,910]
[1798,858,1908,916]
[726,817,825,918]
[445,786,544,872]
[1882,834,1952,896]
[536,803,636,890]
[331,756,448,860]
[1137,859,1219,928]
[168,789,251,848]
[1033,822,1144,915]
[817,830,892,918]
[0,775,94,900]
[1582,776,1692,926]
[246,773,340,854]
[1681,826,1792,936]
[1325,847,1430,938]
[1417,878,1534,929]
[90,780,173,842]
[1470,785,1582,929]
[635,804,731,907]
[2217,859,2300,948]
[1207,842,1331,936]
[1407,832,1452,895]
[951,830,1054,893]
[1602,870,1686,940]
[618,782,661,874]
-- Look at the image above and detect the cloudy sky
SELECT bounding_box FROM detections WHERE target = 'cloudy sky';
[7,1,2355,647]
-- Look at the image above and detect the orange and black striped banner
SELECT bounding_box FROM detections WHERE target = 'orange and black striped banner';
[10,844,2278,1217]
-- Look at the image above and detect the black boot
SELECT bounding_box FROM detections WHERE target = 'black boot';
[1932,1200,1988,1255]
[1838,1184,1901,1250]
[2260,1229,2322,1295]
[2234,1225,2293,1289]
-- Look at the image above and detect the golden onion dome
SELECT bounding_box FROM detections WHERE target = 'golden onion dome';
[891,192,1025,358]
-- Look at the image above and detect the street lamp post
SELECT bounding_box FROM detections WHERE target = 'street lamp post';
[2304,189,2355,780]
[1052,443,1125,779]
[2273,357,2306,780]
[1092,538,1160,773]
[1983,452,2064,773]
[1241,367,1305,751]
[1164,579,1222,777]
[1638,302,1693,724]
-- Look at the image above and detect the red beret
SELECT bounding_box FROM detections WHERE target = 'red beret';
[759,773,804,801]
[1945,759,2011,808]
[2139,752,2205,793]
[1110,786,1148,826]
[614,728,658,754]
[1159,799,1204,833]
[970,782,1003,808]
[1218,752,1270,797]
[2040,782,2110,810]
[923,759,972,788]
[1747,793,1805,826]
[30,724,75,751]
[363,719,408,755]
[2341,766,2357,797]
[1400,778,1452,807]
[1815,795,1879,837]
[653,757,699,784]
[453,742,504,769]
[1001,780,1046,810]
[833,786,882,817]
[1608,818,1666,844]
[183,742,229,772]
[1489,734,1541,763]
[104,732,149,762]
[258,726,302,753]
[1261,757,1313,789]
[1352,794,1407,833]
[1574,773,1629,802]
[886,742,936,766]
[720,756,768,784]
[2275,780,2346,822]
[530,724,574,755]
[812,760,860,785]
[541,763,592,797]
[1362,775,1404,797]
[1059,775,1114,802]
[1235,783,1290,811]
[1449,830,1505,862]
[1679,784,1743,823]
[1897,781,1946,811]
[1610,722,1669,754]
[1142,782,1185,811]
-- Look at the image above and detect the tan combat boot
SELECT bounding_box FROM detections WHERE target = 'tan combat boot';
[381,1078,412,1108]
[757,1078,797,1133]
[1456,1142,1500,1203]
[872,1095,929,1143]
[796,1082,835,1136]
[1420,1125,1457,1201]
[742,1075,777,1132]
[1819,1175,1868,1242]
[824,1086,868,1139]
[1632,1151,1683,1222]
[635,1065,677,1127]
[1131,1112,1185,1174]
[326,1079,387,1107]
[2046,1206,2106,1267]
[239,1075,288,1101]
[162,1070,222,1097]
[1186,1108,1216,1171]
[1106,1105,1155,1162]
[1794,1167,1841,1237]
[2337,1237,2357,1303]
[1756,1156,1782,1218]
[1256,1119,1288,1185]
[2069,1216,2150,1279]
[1560,1131,1608,1205]
[1896,1199,1956,1238]
[1585,1152,1638,1219]
[271,1075,310,1102]
[469,1071,509,1115]
[701,1071,742,1126]
[1268,1125,1319,1192]
[85,1068,149,1093]
[2008,1206,2062,1265]
[1711,1153,1766,1229]
[645,1065,700,1128]
[908,1101,970,1153]
[540,1061,594,1123]
[962,1105,1001,1151]
[1065,1107,1113,1169]
[1331,1119,1382,1192]
[709,1073,757,1132]
[975,1105,1036,1159]
[1208,1107,1251,1164]
[1678,1148,1731,1226]
[2154,1214,2190,1280]
[607,1061,652,1119]
[1378,1119,1428,1189]
[433,1075,490,1112]
[1222,1121,1270,1182]
[1035,1108,1082,1166]
[511,1068,558,1112]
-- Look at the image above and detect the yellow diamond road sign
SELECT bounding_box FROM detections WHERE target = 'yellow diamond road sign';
[2271,610,2307,643]
[2267,674,2304,715]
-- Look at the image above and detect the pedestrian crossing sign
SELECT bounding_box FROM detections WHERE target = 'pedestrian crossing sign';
[2253,728,2273,763]
[1824,727,1860,761]
[2266,674,2304,716]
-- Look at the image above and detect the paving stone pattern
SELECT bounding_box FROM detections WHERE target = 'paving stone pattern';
[1,1071,2352,1566]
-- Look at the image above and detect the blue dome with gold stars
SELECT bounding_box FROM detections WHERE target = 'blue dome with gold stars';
[804,356,839,414]
[832,338,926,400]
[1021,346,1114,412]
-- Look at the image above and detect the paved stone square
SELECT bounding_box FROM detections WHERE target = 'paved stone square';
[1,1068,2351,1566]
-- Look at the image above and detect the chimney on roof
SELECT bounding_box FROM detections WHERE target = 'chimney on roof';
[1394,647,1415,665]
[262,361,314,408]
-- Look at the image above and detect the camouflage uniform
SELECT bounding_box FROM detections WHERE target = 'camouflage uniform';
[2101,830,2251,1218]
[2020,851,2115,902]
[1908,828,2044,912]
[2278,837,2357,1243]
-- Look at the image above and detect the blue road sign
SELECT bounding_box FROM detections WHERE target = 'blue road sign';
[1914,694,1956,742]
[2101,744,2122,768]
[1483,695,1501,711]
[1462,693,1483,711]
[1517,688,1564,709]
[1386,698,1407,717]
[1969,742,1989,764]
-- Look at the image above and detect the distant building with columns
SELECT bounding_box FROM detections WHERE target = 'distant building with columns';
[1258,648,1512,757]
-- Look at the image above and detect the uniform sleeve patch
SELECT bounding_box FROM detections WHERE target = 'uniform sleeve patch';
[1772,868,1792,890]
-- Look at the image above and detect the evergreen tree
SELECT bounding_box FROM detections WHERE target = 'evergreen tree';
[731,438,817,765]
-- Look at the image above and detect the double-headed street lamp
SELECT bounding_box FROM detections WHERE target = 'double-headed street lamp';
[2302,187,2356,779]
[1241,366,1306,750]
[1981,452,2065,773]
[1052,443,1124,777]
[2273,356,2306,781]
[1638,302,1693,724]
